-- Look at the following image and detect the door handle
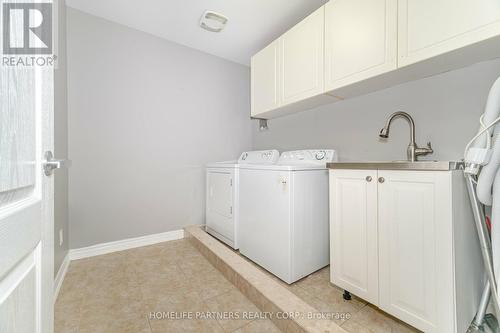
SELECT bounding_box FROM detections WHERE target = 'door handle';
[43,151,72,176]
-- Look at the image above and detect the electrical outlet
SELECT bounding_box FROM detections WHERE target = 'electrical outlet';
[59,229,63,246]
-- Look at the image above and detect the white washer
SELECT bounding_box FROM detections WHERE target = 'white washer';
[205,150,280,249]
[238,149,338,284]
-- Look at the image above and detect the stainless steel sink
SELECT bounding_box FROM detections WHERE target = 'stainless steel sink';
[327,160,464,171]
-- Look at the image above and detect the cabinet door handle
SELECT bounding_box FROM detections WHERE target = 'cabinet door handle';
[378,177,385,183]
[366,176,372,182]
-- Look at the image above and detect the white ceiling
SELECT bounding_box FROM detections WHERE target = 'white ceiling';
[65,0,327,66]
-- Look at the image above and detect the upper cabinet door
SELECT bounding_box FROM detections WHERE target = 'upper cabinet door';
[329,169,379,305]
[324,0,397,91]
[280,7,325,106]
[398,0,500,67]
[251,40,280,117]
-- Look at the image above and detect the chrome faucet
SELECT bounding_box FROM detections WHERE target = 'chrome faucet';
[379,111,433,162]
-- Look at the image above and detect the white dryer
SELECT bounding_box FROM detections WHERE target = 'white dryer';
[238,149,338,284]
[205,150,280,249]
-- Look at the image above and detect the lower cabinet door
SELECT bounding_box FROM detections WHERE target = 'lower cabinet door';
[329,169,379,304]
[377,170,453,332]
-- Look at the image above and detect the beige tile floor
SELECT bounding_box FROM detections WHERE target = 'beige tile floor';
[237,251,420,333]
[55,239,280,333]
[55,238,419,333]
[283,268,420,333]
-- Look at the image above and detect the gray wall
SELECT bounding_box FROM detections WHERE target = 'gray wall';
[54,0,69,275]
[66,7,500,249]
[253,59,500,162]
[67,9,253,248]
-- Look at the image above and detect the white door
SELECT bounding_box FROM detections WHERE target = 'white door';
[0,55,54,333]
[329,169,379,304]
[280,6,324,106]
[250,40,280,117]
[324,0,397,91]
[398,0,500,67]
[377,171,440,332]
[206,170,234,242]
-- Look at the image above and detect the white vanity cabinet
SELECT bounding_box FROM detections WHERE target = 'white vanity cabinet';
[329,169,379,305]
[324,0,397,91]
[377,171,452,332]
[398,0,500,67]
[329,168,484,333]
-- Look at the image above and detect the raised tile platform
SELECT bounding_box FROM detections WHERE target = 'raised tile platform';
[184,225,347,333]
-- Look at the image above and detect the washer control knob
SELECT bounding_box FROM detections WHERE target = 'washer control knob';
[315,150,326,160]
[378,177,385,183]
[366,176,372,182]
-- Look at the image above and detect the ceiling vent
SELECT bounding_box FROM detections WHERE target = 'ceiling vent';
[199,11,228,32]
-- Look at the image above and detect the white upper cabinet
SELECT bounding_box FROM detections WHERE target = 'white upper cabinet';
[251,40,280,117]
[398,0,500,67]
[251,0,500,119]
[281,7,325,105]
[324,0,397,91]
[251,7,332,118]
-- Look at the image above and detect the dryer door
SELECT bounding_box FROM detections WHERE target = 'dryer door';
[206,170,234,243]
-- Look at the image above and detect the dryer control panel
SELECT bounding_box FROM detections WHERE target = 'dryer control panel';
[238,150,280,164]
[278,150,338,165]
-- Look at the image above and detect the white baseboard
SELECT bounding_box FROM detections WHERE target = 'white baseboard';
[54,229,184,301]
[69,229,185,260]
[54,253,70,302]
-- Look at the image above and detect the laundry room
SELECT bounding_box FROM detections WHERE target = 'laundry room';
[2,1,500,333]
